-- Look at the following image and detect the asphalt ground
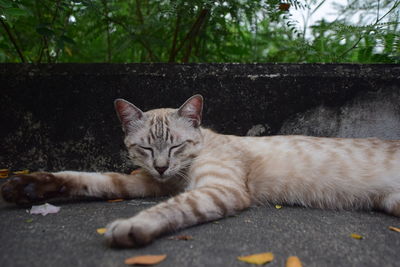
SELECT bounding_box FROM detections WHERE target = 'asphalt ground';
[1,190,400,267]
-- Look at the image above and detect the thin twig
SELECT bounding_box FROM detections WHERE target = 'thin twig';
[34,0,51,62]
[170,9,208,62]
[377,0,380,24]
[37,39,44,62]
[134,0,155,61]
[194,15,208,57]
[101,0,112,62]
[51,0,61,24]
[135,0,144,24]
[303,0,327,39]
[43,37,51,62]
[52,0,64,62]
[0,17,26,62]
[168,12,181,62]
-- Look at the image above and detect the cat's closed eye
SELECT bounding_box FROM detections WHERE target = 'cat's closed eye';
[169,142,186,157]
[132,145,154,157]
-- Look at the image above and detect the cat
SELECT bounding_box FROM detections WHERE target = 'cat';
[1,94,400,247]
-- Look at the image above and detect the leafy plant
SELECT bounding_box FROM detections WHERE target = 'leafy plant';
[0,0,398,63]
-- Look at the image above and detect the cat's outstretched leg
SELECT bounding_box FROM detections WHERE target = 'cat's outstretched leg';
[105,184,251,247]
[380,192,400,216]
[1,170,174,204]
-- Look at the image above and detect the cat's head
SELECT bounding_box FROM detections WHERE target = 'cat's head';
[114,95,204,182]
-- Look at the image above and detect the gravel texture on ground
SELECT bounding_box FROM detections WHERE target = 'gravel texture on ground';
[1,194,399,267]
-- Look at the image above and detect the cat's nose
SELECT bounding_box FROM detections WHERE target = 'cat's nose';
[155,166,168,175]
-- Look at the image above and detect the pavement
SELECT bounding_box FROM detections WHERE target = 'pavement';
[1,189,400,267]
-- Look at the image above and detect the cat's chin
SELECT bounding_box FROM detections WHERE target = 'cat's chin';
[152,175,173,183]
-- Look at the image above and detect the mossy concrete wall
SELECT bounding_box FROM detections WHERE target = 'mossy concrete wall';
[0,64,399,172]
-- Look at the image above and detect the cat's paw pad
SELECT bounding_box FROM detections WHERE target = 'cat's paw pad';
[1,173,64,204]
[105,218,153,248]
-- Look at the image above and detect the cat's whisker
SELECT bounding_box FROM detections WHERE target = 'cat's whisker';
[174,169,191,184]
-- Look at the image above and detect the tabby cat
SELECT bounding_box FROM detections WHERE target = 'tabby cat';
[2,95,400,247]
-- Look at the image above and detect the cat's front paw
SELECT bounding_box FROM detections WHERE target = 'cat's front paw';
[105,218,155,248]
[1,172,67,204]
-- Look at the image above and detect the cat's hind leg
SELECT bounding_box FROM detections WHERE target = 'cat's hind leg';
[1,170,171,204]
[380,192,400,217]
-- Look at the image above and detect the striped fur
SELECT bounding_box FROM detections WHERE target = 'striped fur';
[2,95,400,248]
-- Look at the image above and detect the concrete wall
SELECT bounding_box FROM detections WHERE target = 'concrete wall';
[0,63,399,172]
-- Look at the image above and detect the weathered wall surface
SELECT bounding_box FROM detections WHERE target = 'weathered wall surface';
[278,85,400,139]
[0,64,399,172]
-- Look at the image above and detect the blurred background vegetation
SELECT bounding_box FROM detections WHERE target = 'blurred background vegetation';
[0,0,399,63]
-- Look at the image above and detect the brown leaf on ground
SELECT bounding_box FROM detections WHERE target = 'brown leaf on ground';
[350,233,363,239]
[388,226,400,232]
[168,235,193,240]
[286,256,302,267]
[237,252,274,265]
[107,199,124,203]
[124,254,167,265]
[0,169,9,178]
[96,228,107,235]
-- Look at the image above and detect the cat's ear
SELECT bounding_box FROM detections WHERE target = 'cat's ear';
[177,94,203,127]
[114,99,144,133]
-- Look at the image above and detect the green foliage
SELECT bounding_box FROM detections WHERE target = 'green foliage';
[0,0,398,63]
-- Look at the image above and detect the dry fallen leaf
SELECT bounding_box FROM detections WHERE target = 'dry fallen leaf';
[107,199,124,203]
[286,256,302,267]
[124,254,167,265]
[350,233,363,239]
[97,228,107,234]
[168,235,193,240]
[388,226,400,232]
[275,205,283,209]
[0,169,9,178]
[13,170,29,175]
[237,252,274,265]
